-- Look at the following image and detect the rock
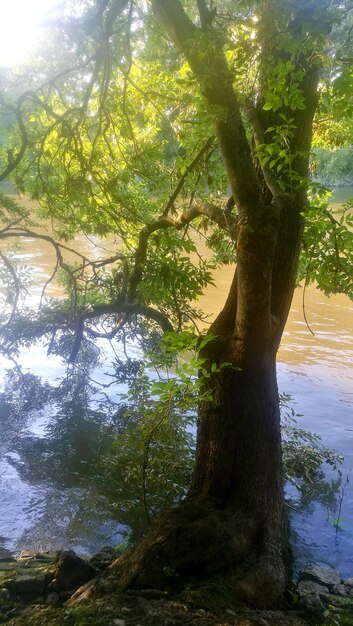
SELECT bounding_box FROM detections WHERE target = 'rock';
[59,591,74,602]
[298,591,325,618]
[0,587,10,600]
[45,591,60,607]
[299,564,341,591]
[344,577,353,594]
[113,620,126,626]
[5,574,46,598]
[53,550,96,592]
[18,550,37,560]
[297,580,330,597]
[121,606,132,614]
[296,573,329,621]
[17,550,56,563]
[88,546,117,571]
[332,583,348,596]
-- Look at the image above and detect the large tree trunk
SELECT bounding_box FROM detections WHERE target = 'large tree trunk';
[104,194,300,607]
[105,312,289,608]
[102,190,305,608]
[75,0,321,611]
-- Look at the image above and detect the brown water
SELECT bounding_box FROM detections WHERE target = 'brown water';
[0,188,353,572]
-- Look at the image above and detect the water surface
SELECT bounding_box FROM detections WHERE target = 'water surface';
[0,188,352,573]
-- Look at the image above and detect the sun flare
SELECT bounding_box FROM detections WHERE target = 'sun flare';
[0,0,60,67]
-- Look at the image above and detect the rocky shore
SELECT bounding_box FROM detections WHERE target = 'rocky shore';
[0,549,352,625]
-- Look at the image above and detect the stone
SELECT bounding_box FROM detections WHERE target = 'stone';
[0,587,10,600]
[88,546,117,571]
[121,606,132,613]
[332,583,348,596]
[18,550,37,560]
[5,574,46,597]
[299,564,341,591]
[298,591,325,618]
[113,620,126,626]
[59,591,74,602]
[45,591,61,607]
[54,550,96,592]
[297,580,330,597]
[344,578,353,588]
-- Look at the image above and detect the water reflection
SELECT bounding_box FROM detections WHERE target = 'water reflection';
[0,361,125,555]
[0,188,352,573]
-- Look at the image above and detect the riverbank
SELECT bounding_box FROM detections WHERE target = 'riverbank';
[1,549,353,626]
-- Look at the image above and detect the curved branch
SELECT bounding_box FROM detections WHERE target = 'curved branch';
[0,106,28,181]
[128,200,238,300]
[0,228,126,271]
[0,252,21,331]
[162,136,215,216]
[83,302,173,333]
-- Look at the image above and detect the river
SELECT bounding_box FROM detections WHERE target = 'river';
[0,187,352,574]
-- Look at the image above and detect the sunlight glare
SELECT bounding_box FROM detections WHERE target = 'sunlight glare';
[0,0,61,67]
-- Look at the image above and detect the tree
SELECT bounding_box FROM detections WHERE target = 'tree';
[0,0,353,609]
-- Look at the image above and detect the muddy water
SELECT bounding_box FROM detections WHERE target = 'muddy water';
[0,189,353,573]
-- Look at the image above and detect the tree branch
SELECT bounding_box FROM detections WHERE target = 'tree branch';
[245,102,284,199]
[196,0,214,29]
[162,136,215,216]
[0,105,28,181]
[0,252,21,331]
[83,302,173,332]
[151,0,263,216]
[128,200,238,300]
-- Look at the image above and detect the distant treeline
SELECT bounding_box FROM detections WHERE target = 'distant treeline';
[311,146,353,187]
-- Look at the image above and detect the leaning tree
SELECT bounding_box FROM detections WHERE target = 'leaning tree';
[1,0,353,608]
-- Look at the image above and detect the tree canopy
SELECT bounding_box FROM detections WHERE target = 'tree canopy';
[0,0,352,346]
[1,0,353,609]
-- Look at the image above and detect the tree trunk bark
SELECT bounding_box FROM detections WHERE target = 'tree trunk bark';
[104,273,290,608]
[74,1,321,611]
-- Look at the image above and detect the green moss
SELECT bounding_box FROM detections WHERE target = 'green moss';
[5,603,122,626]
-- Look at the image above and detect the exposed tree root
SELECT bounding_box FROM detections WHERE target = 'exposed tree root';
[71,501,289,611]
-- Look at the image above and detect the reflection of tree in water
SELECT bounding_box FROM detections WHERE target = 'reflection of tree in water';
[0,342,128,552]
[0,343,344,554]
[0,536,14,559]
[1,365,111,483]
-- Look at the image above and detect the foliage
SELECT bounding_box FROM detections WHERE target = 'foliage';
[0,325,343,545]
[99,331,225,541]
[0,2,353,589]
[280,394,343,512]
[0,1,352,339]
[311,147,353,186]
[100,354,343,542]
[298,188,353,300]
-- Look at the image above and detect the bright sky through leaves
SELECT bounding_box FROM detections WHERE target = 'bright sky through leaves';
[0,0,60,66]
